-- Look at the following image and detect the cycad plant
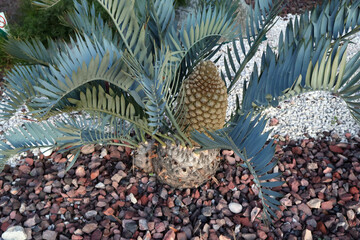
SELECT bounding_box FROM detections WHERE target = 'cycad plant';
[1,0,360,222]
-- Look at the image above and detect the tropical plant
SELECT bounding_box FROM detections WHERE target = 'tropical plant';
[1,0,360,223]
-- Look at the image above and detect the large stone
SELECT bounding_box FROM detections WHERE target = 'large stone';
[228,202,243,214]
[1,226,27,240]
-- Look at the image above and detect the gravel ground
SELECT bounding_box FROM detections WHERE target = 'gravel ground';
[1,133,360,239]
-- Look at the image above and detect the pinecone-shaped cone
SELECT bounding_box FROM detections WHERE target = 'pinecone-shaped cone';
[181,60,228,134]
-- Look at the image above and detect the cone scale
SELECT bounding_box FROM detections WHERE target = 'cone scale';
[180,60,228,135]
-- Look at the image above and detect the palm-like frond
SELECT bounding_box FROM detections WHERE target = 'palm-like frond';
[66,0,119,45]
[171,1,238,88]
[1,34,142,120]
[1,65,43,118]
[2,38,67,66]
[0,122,63,172]
[145,0,176,51]
[67,85,150,137]
[96,0,152,71]
[0,115,139,172]
[191,112,284,222]
[239,0,360,117]
[59,115,138,148]
[224,0,283,94]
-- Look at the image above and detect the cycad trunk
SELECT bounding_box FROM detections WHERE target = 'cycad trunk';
[134,140,220,189]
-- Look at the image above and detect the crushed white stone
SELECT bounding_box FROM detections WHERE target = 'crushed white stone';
[214,14,360,142]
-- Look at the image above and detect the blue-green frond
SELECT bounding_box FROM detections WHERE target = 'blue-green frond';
[225,0,282,94]
[191,112,283,222]
[96,0,152,71]
[0,64,50,119]
[124,49,179,131]
[66,0,120,45]
[56,114,139,150]
[67,85,150,134]
[0,121,63,172]
[170,2,237,87]
[146,0,176,50]
[2,37,67,66]
[19,34,142,118]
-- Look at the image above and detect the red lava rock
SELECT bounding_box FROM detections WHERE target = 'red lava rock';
[257,230,267,239]
[128,185,138,195]
[350,186,359,194]
[316,221,327,234]
[163,230,175,240]
[1,222,10,231]
[329,145,343,153]
[292,147,302,155]
[194,189,200,199]
[228,181,236,190]
[76,186,86,196]
[321,201,334,210]
[289,177,300,192]
[91,229,102,240]
[71,235,83,240]
[333,172,341,180]
[19,164,31,174]
[2,129,360,240]
[236,217,252,227]
[25,157,34,166]
[90,170,99,180]
[219,186,229,196]
[110,150,121,159]
[141,195,149,205]
[103,207,114,216]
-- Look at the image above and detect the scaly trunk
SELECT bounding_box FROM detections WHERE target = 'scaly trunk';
[134,140,220,189]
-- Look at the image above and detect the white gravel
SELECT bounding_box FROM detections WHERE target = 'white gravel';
[214,14,360,142]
